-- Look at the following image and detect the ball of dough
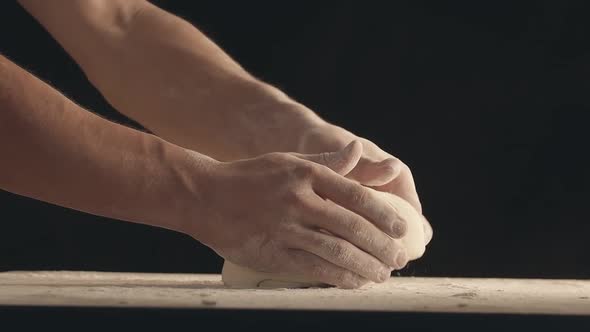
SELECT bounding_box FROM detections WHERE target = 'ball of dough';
[222,191,425,288]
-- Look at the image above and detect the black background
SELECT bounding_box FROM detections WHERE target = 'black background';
[0,1,588,278]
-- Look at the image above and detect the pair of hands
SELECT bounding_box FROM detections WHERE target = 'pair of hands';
[14,0,428,288]
[184,121,432,288]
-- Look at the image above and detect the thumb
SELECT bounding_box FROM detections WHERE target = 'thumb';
[346,157,402,187]
[295,140,363,175]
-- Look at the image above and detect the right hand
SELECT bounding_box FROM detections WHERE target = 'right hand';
[191,141,410,288]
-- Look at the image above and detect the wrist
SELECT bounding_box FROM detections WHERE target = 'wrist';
[139,138,220,238]
[234,81,329,156]
[163,147,221,241]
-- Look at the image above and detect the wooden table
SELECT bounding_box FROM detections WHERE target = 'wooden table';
[1,271,589,329]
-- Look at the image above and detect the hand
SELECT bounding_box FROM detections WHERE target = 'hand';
[298,123,433,245]
[189,142,409,288]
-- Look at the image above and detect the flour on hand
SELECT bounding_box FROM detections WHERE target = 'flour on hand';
[222,191,426,288]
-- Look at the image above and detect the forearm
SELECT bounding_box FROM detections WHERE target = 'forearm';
[18,0,325,160]
[0,54,213,235]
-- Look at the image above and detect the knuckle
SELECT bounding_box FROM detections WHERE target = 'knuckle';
[346,218,366,239]
[309,263,329,279]
[282,193,312,224]
[283,189,308,208]
[332,270,348,286]
[350,185,369,206]
[345,220,375,250]
[374,206,392,229]
[319,152,330,165]
[328,241,351,262]
[336,272,359,289]
[277,221,304,240]
[379,239,400,266]
[264,152,289,165]
[293,162,317,181]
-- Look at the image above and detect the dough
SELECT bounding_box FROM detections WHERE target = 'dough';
[222,191,425,288]
[222,260,326,288]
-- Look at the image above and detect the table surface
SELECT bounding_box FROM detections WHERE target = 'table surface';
[0,271,589,315]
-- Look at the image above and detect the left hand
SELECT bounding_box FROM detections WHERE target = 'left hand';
[297,122,433,245]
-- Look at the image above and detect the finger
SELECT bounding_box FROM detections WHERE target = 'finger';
[306,198,408,269]
[374,161,423,213]
[291,227,393,283]
[347,157,402,186]
[313,171,407,239]
[294,140,362,176]
[422,215,433,245]
[285,249,371,289]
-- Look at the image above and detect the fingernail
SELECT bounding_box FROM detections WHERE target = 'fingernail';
[391,219,407,238]
[395,250,408,269]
